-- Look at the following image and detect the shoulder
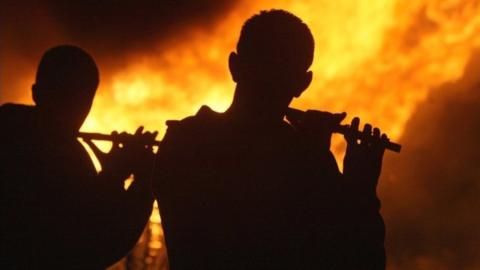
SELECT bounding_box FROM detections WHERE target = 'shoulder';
[171,105,219,127]
[163,105,221,140]
[0,103,34,116]
[0,103,36,130]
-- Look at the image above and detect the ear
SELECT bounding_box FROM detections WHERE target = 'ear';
[293,70,312,98]
[228,52,240,83]
[31,83,40,105]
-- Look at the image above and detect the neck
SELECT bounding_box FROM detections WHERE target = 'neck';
[225,85,286,123]
[37,108,78,140]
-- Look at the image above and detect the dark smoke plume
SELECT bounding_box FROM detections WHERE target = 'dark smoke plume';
[381,51,480,270]
[0,0,238,101]
[3,2,480,269]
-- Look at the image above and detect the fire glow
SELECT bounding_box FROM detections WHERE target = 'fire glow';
[79,2,480,266]
[3,0,480,269]
[81,0,480,157]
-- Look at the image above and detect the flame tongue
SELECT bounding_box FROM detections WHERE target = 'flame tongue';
[82,0,480,161]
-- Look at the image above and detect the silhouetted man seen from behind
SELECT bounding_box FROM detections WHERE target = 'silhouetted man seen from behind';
[155,10,387,269]
[0,45,156,269]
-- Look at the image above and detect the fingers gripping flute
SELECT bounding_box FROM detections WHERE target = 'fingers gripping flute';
[78,132,162,146]
[286,108,402,153]
[78,110,401,153]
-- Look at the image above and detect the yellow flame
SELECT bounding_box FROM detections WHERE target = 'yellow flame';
[83,0,480,154]
[81,1,479,268]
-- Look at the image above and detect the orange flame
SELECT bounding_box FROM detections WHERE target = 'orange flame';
[82,0,480,154]
[78,1,480,269]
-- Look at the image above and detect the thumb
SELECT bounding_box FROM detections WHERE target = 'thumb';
[331,112,347,125]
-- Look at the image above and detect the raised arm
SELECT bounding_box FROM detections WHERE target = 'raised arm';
[341,117,387,270]
[81,127,157,267]
[288,110,386,269]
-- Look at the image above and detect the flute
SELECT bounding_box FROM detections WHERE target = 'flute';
[285,108,402,153]
[78,132,162,146]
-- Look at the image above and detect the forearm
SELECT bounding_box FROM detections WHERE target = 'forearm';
[342,171,381,211]
[339,173,386,270]
[83,174,153,265]
[115,174,155,244]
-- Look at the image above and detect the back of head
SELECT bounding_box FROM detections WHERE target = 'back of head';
[230,10,315,117]
[237,9,314,71]
[33,45,99,132]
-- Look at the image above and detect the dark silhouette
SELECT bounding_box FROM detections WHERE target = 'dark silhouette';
[0,45,156,269]
[154,10,387,269]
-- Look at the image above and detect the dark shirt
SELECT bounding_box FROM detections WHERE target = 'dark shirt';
[154,106,385,270]
[0,103,153,269]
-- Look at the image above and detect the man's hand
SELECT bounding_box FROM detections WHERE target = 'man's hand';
[122,127,158,181]
[288,109,346,151]
[82,127,158,186]
[343,117,388,193]
[83,131,132,181]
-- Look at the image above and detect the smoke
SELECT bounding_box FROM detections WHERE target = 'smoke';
[43,0,237,57]
[381,50,480,270]
[0,0,238,102]
[2,1,480,269]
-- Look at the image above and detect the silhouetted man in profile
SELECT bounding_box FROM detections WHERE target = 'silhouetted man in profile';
[154,10,386,269]
[0,45,155,269]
